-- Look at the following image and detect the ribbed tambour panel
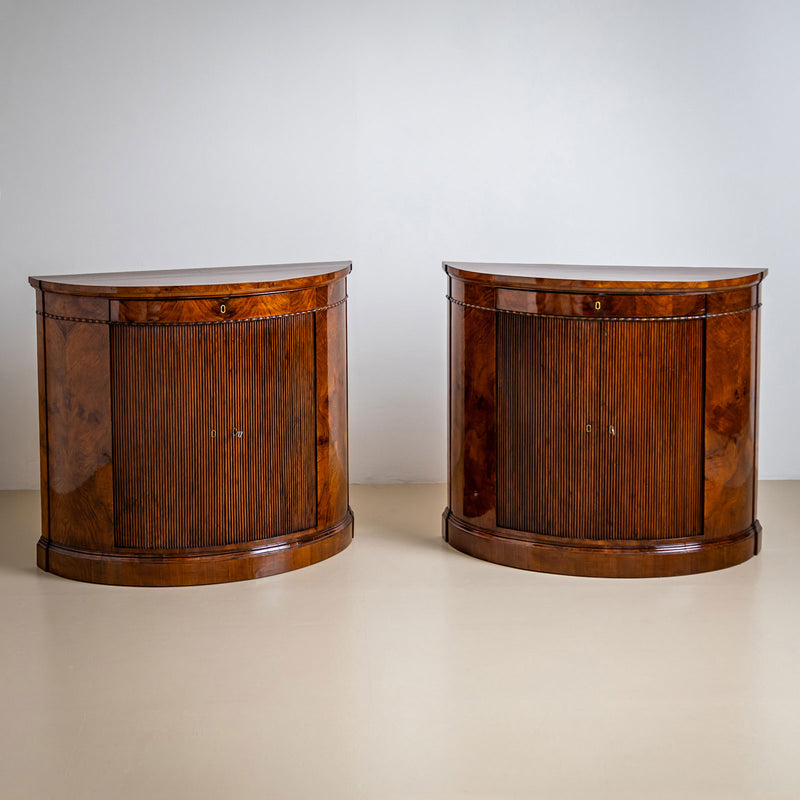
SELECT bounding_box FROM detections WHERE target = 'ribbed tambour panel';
[497,314,704,541]
[112,316,317,549]
[598,319,703,540]
[497,314,602,538]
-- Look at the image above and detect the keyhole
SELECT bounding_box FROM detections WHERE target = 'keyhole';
[594,300,601,310]
[220,303,226,314]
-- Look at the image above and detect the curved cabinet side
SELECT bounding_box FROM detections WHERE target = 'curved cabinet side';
[703,303,759,540]
[315,281,350,530]
[448,279,496,529]
[41,299,114,556]
[35,291,49,568]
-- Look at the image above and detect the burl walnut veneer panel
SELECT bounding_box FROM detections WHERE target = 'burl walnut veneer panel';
[445,262,766,578]
[30,262,353,586]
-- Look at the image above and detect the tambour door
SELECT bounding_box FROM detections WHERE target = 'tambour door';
[497,312,704,541]
[598,318,704,540]
[112,314,317,549]
[497,313,602,537]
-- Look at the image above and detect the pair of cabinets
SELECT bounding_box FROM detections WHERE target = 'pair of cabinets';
[30,261,765,583]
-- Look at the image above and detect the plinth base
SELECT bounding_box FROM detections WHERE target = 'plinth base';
[37,511,354,586]
[443,510,760,578]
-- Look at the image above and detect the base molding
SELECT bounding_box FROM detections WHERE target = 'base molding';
[37,511,354,586]
[443,510,760,578]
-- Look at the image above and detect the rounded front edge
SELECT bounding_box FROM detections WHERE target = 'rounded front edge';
[443,510,760,578]
[37,511,354,587]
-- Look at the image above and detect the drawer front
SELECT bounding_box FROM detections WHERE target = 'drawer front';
[496,289,705,319]
[115,288,317,324]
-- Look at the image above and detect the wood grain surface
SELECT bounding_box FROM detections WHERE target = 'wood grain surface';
[32,264,352,585]
[444,264,765,577]
[30,261,351,299]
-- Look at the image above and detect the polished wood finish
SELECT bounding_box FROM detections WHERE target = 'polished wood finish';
[497,313,601,538]
[315,291,350,529]
[598,319,704,540]
[449,283,496,528]
[115,289,318,324]
[444,262,766,578]
[446,262,764,293]
[30,262,351,298]
[496,289,705,318]
[31,262,353,585]
[111,316,317,549]
[444,515,762,579]
[44,315,114,553]
[704,303,759,539]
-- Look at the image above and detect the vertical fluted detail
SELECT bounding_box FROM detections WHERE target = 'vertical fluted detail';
[497,314,703,541]
[111,316,316,549]
[599,319,703,540]
[497,314,601,538]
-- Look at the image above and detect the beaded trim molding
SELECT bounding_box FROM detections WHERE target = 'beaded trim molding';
[446,296,761,322]
[36,296,347,326]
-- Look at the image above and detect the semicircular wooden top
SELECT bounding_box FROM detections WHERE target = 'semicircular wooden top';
[29,261,352,298]
[444,262,767,294]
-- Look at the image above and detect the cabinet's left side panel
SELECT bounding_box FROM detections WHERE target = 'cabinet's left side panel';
[35,291,49,568]
[40,294,114,564]
[447,280,496,528]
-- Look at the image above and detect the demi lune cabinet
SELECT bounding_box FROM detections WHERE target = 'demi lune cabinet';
[31,262,352,586]
[443,262,766,577]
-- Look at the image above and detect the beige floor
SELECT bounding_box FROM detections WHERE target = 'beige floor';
[1,483,798,799]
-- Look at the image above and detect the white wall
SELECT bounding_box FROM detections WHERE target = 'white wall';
[1,0,798,487]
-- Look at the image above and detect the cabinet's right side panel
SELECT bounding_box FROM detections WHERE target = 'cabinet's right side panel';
[704,307,759,538]
[315,284,350,530]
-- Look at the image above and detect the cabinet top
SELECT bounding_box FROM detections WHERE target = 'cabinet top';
[29,261,352,298]
[444,262,767,293]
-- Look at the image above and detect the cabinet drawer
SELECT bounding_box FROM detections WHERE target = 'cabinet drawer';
[114,288,316,324]
[496,289,705,319]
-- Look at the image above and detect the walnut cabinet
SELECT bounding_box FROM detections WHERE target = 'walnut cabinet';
[30,262,352,586]
[443,263,766,577]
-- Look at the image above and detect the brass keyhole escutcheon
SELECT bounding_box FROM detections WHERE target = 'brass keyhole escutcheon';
[211,429,216,438]
[594,300,601,310]
[585,424,592,433]
[220,303,226,314]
